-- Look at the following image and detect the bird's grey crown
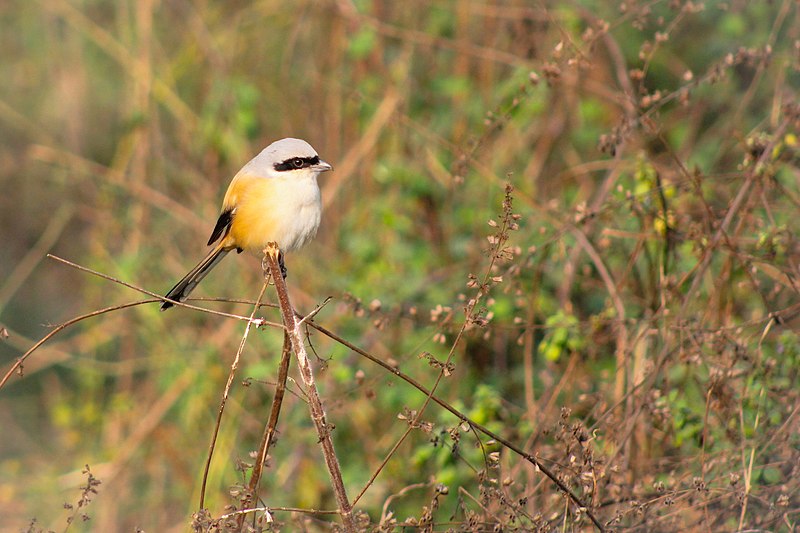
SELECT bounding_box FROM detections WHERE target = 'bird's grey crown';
[242,138,320,176]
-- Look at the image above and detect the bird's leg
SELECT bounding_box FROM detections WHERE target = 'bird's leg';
[263,243,288,280]
[279,252,288,279]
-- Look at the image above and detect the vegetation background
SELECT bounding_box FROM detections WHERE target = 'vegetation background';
[1,0,799,531]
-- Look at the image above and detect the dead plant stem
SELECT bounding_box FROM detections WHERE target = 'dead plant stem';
[263,245,355,532]
[238,332,291,528]
[199,282,268,511]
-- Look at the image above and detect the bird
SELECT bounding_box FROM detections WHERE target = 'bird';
[160,138,332,311]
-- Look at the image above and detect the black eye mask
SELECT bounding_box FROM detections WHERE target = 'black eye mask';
[273,155,320,171]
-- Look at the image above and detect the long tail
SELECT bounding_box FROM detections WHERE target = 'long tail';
[160,243,229,310]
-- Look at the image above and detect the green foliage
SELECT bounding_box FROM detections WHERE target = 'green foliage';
[538,311,585,362]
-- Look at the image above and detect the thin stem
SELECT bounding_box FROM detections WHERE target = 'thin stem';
[263,245,356,532]
[199,282,268,510]
[306,321,605,532]
[239,331,292,527]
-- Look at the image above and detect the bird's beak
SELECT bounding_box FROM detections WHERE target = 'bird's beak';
[314,160,333,172]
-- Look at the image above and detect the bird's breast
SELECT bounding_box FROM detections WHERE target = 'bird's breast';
[227,174,321,253]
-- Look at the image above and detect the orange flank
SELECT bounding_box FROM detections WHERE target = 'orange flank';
[222,174,281,252]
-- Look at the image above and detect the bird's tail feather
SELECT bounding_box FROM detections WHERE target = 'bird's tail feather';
[160,244,229,311]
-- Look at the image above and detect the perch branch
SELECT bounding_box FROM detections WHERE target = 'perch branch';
[263,244,355,532]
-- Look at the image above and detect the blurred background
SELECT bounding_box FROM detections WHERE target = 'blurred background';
[1,0,799,531]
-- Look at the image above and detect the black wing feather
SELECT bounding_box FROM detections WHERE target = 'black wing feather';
[207,208,234,246]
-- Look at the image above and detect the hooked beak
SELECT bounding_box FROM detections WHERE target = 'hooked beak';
[313,160,333,172]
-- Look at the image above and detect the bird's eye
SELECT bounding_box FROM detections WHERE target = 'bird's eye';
[292,158,304,168]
